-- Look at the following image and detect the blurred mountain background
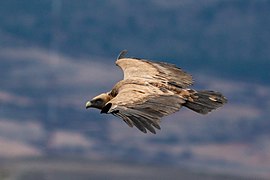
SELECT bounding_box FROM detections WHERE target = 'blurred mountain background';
[0,0,270,179]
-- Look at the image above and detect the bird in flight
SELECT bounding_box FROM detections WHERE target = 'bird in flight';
[86,50,227,134]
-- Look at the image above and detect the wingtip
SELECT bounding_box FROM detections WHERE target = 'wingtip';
[117,50,128,60]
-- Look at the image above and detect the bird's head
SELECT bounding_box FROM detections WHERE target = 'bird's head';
[85,93,111,110]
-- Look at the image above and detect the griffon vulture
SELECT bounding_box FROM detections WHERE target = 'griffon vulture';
[86,50,227,134]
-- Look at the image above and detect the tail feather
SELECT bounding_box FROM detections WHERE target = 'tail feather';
[184,90,227,114]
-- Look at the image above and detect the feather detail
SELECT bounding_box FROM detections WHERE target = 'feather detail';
[86,51,227,134]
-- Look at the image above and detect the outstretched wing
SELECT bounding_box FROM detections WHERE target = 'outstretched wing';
[102,83,185,134]
[116,51,193,88]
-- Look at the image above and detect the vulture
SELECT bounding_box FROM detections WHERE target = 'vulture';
[86,50,227,134]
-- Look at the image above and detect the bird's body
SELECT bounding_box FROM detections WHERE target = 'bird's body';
[86,50,227,134]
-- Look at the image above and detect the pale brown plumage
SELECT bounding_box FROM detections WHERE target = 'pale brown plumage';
[86,50,227,134]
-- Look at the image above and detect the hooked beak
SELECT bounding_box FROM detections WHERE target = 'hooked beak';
[85,101,92,109]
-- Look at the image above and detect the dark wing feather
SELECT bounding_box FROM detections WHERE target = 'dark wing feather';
[111,107,159,134]
[151,61,193,88]
[112,110,157,134]
[117,50,128,60]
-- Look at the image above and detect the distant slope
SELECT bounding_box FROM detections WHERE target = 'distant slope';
[0,158,264,180]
